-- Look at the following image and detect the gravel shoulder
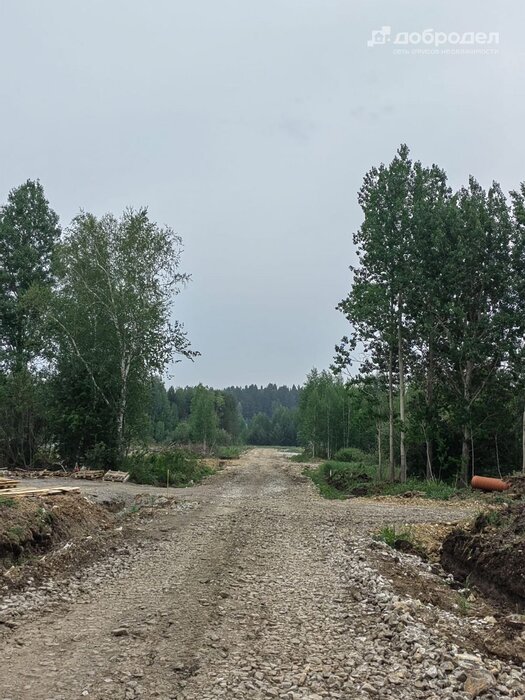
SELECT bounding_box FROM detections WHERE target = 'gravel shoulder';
[1,448,523,700]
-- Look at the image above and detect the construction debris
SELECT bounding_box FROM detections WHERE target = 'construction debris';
[1,487,80,498]
[103,471,130,483]
[7,470,65,479]
[72,470,105,480]
[0,478,19,490]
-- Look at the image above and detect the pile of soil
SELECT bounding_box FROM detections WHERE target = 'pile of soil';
[441,502,525,607]
[507,474,525,497]
[0,493,113,566]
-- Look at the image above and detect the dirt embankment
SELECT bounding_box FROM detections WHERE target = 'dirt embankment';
[0,491,199,594]
[0,493,118,589]
[441,502,525,608]
[0,494,112,564]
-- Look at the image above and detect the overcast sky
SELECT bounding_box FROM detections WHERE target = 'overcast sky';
[1,1,523,388]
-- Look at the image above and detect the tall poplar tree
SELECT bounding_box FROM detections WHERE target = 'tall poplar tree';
[336,145,413,481]
[0,180,60,467]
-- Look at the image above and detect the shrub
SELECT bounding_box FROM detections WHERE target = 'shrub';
[376,524,414,550]
[333,447,376,465]
[290,451,318,463]
[124,449,213,487]
[322,460,375,491]
[215,446,243,460]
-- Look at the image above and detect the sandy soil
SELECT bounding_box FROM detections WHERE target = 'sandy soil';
[1,448,523,700]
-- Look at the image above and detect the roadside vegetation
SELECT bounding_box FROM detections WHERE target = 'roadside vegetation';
[124,449,214,487]
[303,453,465,501]
[296,145,525,490]
[0,181,298,484]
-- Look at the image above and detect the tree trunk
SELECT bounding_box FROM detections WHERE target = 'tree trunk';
[495,434,502,478]
[522,404,525,474]
[377,421,382,482]
[347,395,351,449]
[460,360,474,487]
[425,439,433,480]
[116,355,130,462]
[388,345,395,482]
[398,296,407,482]
[460,423,471,487]
[425,344,434,480]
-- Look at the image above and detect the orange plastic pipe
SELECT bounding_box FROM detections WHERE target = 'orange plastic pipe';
[471,475,510,492]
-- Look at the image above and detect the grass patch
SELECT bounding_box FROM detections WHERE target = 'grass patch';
[374,524,427,558]
[378,479,460,500]
[375,524,414,549]
[304,460,375,499]
[322,460,375,491]
[0,496,16,508]
[333,447,376,465]
[304,459,463,501]
[214,445,244,460]
[303,466,347,500]
[7,525,26,542]
[124,449,214,487]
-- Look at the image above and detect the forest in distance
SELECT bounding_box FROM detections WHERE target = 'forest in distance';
[1,142,525,489]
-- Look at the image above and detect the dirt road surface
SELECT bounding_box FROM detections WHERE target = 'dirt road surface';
[1,448,524,699]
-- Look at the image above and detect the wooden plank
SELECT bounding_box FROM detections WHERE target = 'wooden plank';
[0,481,19,489]
[1,487,81,498]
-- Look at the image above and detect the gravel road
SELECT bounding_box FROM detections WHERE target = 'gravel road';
[1,448,524,699]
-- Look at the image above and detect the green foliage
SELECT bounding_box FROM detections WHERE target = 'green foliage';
[246,412,272,445]
[298,370,378,459]
[214,445,244,460]
[0,496,16,508]
[189,385,218,448]
[290,451,319,463]
[224,384,300,421]
[50,208,196,465]
[379,479,459,500]
[303,466,346,500]
[245,405,298,446]
[124,449,213,486]
[375,525,414,549]
[332,145,525,483]
[457,593,470,616]
[7,525,26,544]
[0,181,60,468]
[0,370,49,468]
[305,458,460,501]
[334,447,376,465]
[322,460,375,491]
[0,179,60,372]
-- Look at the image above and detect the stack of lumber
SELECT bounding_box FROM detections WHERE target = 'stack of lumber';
[0,486,80,498]
[8,469,65,479]
[72,470,105,480]
[0,477,19,490]
[103,470,130,483]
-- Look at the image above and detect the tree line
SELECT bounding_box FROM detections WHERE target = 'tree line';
[223,384,300,420]
[299,146,525,485]
[147,380,298,448]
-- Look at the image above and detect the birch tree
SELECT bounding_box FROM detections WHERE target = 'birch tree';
[52,208,196,464]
